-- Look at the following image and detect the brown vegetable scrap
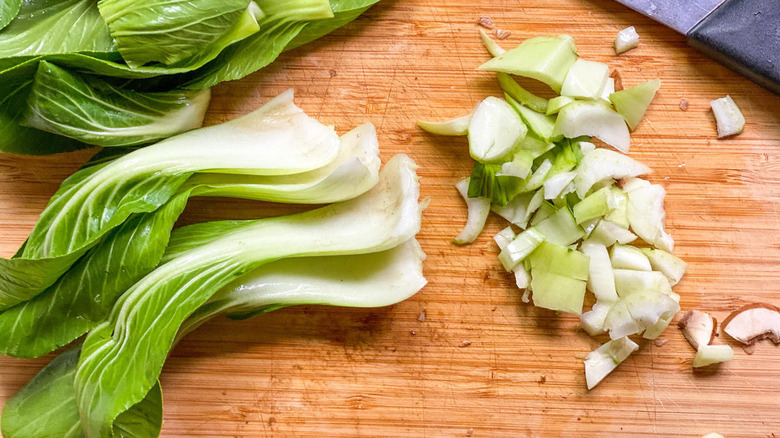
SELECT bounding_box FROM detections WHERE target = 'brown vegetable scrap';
[476,17,495,29]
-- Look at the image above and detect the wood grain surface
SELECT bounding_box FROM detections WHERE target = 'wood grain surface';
[2,0,780,436]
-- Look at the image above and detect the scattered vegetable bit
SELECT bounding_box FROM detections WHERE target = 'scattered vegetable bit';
[693,345,733,368]
[584,337,638,389]
[614,26,639,54]
[679,98,689,111]
[609,79,661,131]
[722,303,780,345]
[418,111,472,136]
[710,95,745,138]
[678,310,717,350]
[454,178,491,245]
[561,59,610,100]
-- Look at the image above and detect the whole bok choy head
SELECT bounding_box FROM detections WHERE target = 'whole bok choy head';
[1,236,426,438]
[0,91,382,358]
[73,155,424,437]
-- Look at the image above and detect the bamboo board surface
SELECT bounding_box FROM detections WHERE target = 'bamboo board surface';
[2,0,780,436]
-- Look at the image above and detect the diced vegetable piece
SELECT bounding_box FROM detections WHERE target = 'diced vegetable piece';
[561,59,610,99]
[479,29,506,57]
[535,207,585,246]
[494,226,516,250]
[603,300,642,338]
[722,303,780,346]
[610,244,651,271]
[610,79,660,131]
[642,312,675,340]
[529,241,590,281]
[531,201,557,226]
[497,150,535,179]
[641,248,687,286]
[578,141,596,154]
[574,148,651,198]
[599,77,615,102]
[580,302,612,336]
[604,186,630,228]
[693,345,733,368]
[418,112,472,136]
[572,187,610,224]
[544,171,577,200]
[514,264,531,289]
[613,269,671,297]
[622,289,679,329]
[492,191,537,228]
[554,100,631,153]
[528,242,589,315]
[507,95,560,142]
[498,227,546,271]
[584,337,638,389]
[581,242,618,302]
[468,162,525,206]
[586,220,637,246]
[581,302,613,335]
[625,178,674,252]
[531,272,587,315]
[525,159,553,191]
[478,35,578,93]
[454,178,490,245]
[498,73,548,114]
[710,95,745,138]
[520,133,556,158]
[546,95,575,115]
[614,26,639,54]
[468,97,527,162]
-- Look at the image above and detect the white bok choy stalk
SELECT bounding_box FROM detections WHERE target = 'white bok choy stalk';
[1,238,426,438]
[0,89,342,311]
[74,155,425,438]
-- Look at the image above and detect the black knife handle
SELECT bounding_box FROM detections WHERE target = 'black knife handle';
[688,0,780,94]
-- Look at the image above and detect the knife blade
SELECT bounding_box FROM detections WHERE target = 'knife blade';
[616,0,780,94]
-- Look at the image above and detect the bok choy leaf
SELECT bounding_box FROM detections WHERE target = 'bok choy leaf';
[74,155,423,437]
[0,347,163,438]
[0,0,21,31]
[97,0,259,68]
[21,61,212,147]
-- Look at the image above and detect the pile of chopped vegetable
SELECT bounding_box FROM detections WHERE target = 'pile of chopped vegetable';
[419,31,686,389]
[0,91,427,437]
[0,0,380,154]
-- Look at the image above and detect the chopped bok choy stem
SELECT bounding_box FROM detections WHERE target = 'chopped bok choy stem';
[610,79,660,131]
[614,26,639,54]
[561,59,610,99]
[584,337,638,389]
[479,35,578,93]
[469,97,527,162]
[710,95,745,138]
[454,178,491,245]
[554,100,631,153]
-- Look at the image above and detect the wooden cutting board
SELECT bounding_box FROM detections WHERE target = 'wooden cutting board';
[2,0,780,436]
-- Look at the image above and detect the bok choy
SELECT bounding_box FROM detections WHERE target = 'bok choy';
[1,237,426,438]
[73,155,423,437]
[0,91,381,358]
